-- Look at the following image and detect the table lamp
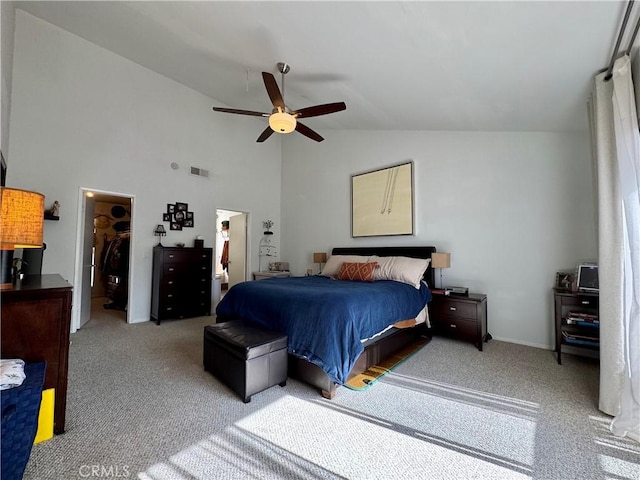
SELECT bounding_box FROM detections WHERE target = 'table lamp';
[313,252,327,274]
[431,252,451,289]
[1,187,45,289]
[154,224,167,245]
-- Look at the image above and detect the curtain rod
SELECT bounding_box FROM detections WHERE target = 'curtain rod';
[605,0,638,81]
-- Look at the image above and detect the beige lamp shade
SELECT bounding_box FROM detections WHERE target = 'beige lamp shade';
[431,252,451,269]
[1,187,45,248]
[313,252,328,264]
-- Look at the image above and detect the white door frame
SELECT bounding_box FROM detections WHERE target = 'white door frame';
[217,208,250,284]
[72,187,135,332]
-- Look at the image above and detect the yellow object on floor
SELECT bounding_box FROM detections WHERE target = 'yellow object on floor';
[34,388,54,444]
[344,337,430,391]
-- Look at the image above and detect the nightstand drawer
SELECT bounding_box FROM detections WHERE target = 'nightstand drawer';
[429,291,488,351]
[559,295,598,309]
[432,298,477,320]
[434,316,477,340]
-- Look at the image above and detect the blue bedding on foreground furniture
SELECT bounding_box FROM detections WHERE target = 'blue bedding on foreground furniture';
[216,275,431,385]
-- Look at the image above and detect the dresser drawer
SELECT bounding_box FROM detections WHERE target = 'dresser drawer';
[432,298,478,320]
[429,292,488,351]
[434,316,478,340]
[152,246,213,324]
[559,295,598,309]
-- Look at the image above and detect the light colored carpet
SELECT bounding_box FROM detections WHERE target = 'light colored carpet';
[23,298,640,479]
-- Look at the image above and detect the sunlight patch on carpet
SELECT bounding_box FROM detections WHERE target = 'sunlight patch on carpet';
[233,395,534,479]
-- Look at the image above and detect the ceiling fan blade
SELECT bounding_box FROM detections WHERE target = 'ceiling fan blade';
[212,107,269,117]
[292,102,346,119]
[295,122,324,142]
[256,126,275,143]
[262,72,285,110]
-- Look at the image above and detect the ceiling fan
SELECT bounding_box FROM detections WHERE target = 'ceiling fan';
[212,62,346,143]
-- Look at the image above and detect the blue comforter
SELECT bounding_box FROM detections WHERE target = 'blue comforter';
[215,275,431,385]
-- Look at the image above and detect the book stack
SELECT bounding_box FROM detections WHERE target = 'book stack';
[562,330,599,347]
[566,311,599,327]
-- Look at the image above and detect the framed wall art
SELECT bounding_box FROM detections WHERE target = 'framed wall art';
[555,271,575,291]
[351,161,414,237]
[163,202,194,228]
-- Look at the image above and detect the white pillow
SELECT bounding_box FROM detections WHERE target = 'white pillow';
[370,256,431,289]
[320,255,371,276]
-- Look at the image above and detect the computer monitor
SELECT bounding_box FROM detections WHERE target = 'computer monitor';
[577,264,598,292]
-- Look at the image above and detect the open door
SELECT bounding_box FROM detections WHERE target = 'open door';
[79,194,95,329]
[228,213,247,289]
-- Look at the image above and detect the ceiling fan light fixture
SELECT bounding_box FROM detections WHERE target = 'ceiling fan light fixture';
[269,111,296,134]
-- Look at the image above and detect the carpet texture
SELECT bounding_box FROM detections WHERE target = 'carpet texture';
[22,297,640,480]
[345,337,430,390]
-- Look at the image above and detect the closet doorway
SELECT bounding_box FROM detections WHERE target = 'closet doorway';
[216,209,248,298]
[93,195,132,309]
[74,189,133,331]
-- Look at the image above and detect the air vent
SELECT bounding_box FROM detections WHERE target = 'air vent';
[190,166,209,178]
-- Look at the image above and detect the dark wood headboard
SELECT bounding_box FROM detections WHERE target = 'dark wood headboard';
[331,246,437,288]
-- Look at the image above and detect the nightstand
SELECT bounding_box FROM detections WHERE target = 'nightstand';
[429,292,489,351]
[252,271,291,280]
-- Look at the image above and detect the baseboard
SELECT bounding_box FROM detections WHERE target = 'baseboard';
[488,335,553,351]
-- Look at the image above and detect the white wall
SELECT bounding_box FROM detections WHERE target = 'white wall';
[8,10,282,327]
[1,1,16,156]
[281,130,596,349]
[7,9,598,350]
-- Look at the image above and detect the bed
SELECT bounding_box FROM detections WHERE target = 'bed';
[215,246,436,398]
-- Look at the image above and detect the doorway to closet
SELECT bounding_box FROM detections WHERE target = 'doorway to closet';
[74,189,133,331]
[216,209,248,302]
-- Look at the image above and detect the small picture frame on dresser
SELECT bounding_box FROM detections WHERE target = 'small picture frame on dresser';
[555,272,575,291]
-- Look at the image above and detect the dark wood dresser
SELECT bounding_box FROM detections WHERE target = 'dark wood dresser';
[150,246,213,324]
[1,274,73,434]
[430,292,489,351]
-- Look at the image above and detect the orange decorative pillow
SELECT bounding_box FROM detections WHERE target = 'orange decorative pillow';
[337,262,379,282]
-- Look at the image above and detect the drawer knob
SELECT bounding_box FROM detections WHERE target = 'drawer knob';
[450,324,457,328]
[168,281,173,285]
[169,254,174,259]
[166,307,172,311]
[167,294,173,298]
[169,267,174,272]
[449,307,457,311]
[581,300,589,305]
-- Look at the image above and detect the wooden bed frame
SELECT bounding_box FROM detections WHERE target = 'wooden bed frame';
[288,246,437,399]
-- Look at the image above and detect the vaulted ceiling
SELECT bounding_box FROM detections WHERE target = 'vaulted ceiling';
[14,1,639,133]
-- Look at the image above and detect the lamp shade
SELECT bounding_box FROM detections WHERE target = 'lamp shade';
[1,187,45,248]
[269,111,297,133]
[313,252,327,264]
[431,252,451,269]
[154,224,166,235]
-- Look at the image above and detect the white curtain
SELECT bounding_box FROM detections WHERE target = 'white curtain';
[590,55,640,443]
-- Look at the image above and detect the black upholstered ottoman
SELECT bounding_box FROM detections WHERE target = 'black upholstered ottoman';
[203,320,287,403]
